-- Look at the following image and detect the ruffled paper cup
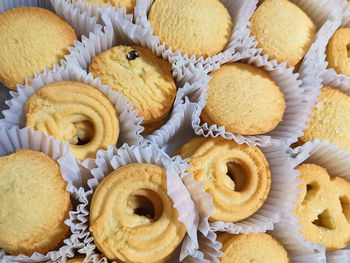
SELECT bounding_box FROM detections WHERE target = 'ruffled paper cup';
[0,61,143,166]
[132,0,258,67]
[0,126,90,262]
[72,143,203,262]
[290,139,350,262]
[65,14,211,148]
[191,51,309,148]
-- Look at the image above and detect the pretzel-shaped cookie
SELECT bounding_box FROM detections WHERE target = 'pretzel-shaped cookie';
[295,164,350,251]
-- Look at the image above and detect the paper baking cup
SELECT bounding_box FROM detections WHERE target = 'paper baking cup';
[0,61,143,160]
[0,126,89,263]
[191,50,310,148]
[71,143,203,262]
[132,0,258,67]
[290,139,350,262]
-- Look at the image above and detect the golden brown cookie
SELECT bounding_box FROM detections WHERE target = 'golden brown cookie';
[74,0,136,13]
[295,164,350,251]
[326,28,350,76]
[249,0,316,67]
[202,63,286,135]
[141,118,165,135]
[217,232,290,263]
[67,257,92,263]
[0,149,71,256]
[89,163,186,262]
[0,7,77,90]
[148,0,233,58]
[25,81,119,161]
[176,137,271,222]
[88,45,176,129]
[299,86,350,153]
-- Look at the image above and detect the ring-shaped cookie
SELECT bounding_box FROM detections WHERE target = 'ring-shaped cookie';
[25,81,119,161]
[176,137,271,222]
[89,163,186,263]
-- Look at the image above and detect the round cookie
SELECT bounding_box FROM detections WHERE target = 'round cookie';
[88,45,176,127]
[141,118,165,135]
[0,149,71,256]
[25,81,119,161]
[326,28,350,76]
[295,163,350,251]
[148,0,233,58]
[202,63,286,135]
[0,7,77,91]
[73,0,136,13]
[67,257,92,263]
[299,86,350,154]
[249,0,316,67]
[176,137,271,222]
[89,163,186,262]
[217,232,290,263]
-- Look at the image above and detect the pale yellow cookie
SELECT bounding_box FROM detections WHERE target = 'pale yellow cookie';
[73,0,136,13]
[0,7,77,90]
[0,149,71,256]
[217,232,290,263]
[148,0,233,58]
[89,163,186,262]
[295,164,350,251]
[326,28,350,76]
[88,45,176,125]
[176,137,271,222]
[202,63,286,135]
[249,0,316,67]
[25,81,119,161]
[299,86,350,154]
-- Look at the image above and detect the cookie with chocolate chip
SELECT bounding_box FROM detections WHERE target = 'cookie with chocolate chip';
[88,45,176,132]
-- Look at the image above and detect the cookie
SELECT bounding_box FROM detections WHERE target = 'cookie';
[141,118,165,135]
[176,137,271,222]
[25,81,119,161]
[88,45,176,128]
[299,86,350,153]
[295,163,350,251]
[89,163,186,262]
[249,0,316,67]
[148,0,233,58]
[0,149,71,256]
[217,232,290,263]
[67,257,92,263]
[326,28,350,76]
[0,7,77,90]
[74,0,136,13]
[202,63,286,135]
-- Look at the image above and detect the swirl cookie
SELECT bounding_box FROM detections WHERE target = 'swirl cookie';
[0,7,77,90]
[73,0,136,13]
[176,137,271,222]
[299,86,350,153]
[249,0,316,67]
[295,164,350,251]
[25,81,119,161]
[326,28,350,76]
[202,63,286,135]
[148,0,233,58]
[89,163,186,262]
[217,232,290,263]
[88,45,176,132]
[0,149,71,256]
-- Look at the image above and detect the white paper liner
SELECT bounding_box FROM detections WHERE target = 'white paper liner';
[132,0,258,67]
[191,50,310,148]
[0,61,143,162]
[71,143,202,262]
[0,126,89,263]
[290,139,350,262]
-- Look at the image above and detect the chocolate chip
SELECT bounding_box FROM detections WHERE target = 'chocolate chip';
[126,50,139,60]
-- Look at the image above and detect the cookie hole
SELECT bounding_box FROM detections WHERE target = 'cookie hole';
[339,195,350,224]
[127,189,163,221]
[347,43,350,57]
[226,162,248,192]
[302,182,320,205]
[75,121,94,145]
[312,209,336,230]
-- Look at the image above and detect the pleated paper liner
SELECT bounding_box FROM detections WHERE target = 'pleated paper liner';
[290,139,350,262]
[64,13,210,148]
[70,142,207,262]
[0,126,90,262]
[0,62,144,180]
